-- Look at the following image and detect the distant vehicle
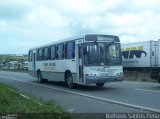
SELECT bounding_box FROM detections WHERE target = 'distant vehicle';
[122,40,160,83]
[23,61,28,70]
[28,34,123,88]
[8,61,22,70]
[150,39,160,83]
[122,41,158,69]
[0,62,4,67]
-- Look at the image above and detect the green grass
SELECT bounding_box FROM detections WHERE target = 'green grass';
[0,83,72,119]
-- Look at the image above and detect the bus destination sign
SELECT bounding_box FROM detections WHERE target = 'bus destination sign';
[97,36,114,41]
[85,35,119,42]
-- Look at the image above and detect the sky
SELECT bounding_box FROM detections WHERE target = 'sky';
[0,0,160,54]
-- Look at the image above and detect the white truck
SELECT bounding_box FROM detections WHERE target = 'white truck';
[122,41,158,69]
[150,39,160,83]
[122,40,160,83]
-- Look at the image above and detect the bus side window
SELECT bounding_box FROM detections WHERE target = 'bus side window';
[57,43,64,60]
[28,50,33,62]
[38,48,44,61]
[64,43,67,59]
[36,49,39,61]
[48,46,51,60]
[66,41,75,59]
[44,47,49,60]
[51,45,56,60]
[42,48,45,60]
[72,41,75,58]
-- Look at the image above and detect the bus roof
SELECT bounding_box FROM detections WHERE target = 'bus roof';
[29,33,119,51]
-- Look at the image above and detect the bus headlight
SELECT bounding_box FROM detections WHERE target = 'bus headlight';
[117,72,123,76]
[85,73,97,76]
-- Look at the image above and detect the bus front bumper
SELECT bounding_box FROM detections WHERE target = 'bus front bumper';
[85,75,123,84]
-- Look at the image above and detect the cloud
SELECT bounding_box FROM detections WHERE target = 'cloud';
[24,6,70,29]
[0,0,32,20]
[0,0,160,54]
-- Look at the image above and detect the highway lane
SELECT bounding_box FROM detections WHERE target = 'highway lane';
[0,71,159,113]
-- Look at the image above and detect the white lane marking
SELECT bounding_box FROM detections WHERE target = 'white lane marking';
[7,88,17,93]
[8,88,30,100]
[67,108,74,113]
[1,75,160,113]
[19,94,30,100]
[6,80,42,105]
[135,88,160,93]
[19,93,43,105]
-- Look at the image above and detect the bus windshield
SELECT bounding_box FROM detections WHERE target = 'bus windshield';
[84,42,122,66]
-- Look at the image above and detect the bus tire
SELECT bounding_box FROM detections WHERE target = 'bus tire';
[158,72,160,84]
[96,83,104,88]
[37,71,44,83]
[66,74,75,89]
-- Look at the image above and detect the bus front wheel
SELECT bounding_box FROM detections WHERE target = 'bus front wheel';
[66,74,75,89]
[96,83,104,88]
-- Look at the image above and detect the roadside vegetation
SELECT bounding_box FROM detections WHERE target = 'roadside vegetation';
[0,83,72,119]
[0,55,28,62]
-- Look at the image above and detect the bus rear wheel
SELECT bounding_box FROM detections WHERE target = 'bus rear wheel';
[96,83,104,88]
[37,71,44,83]
[66,74,75,89]
[158,72,160,84]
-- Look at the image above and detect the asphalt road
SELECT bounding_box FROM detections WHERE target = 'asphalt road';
[0,71,160,113]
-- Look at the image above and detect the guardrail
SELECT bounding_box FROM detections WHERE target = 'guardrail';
[0,68,28,73]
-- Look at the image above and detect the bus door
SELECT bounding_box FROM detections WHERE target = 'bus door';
[32,50,36,76]
[76,39,84,83]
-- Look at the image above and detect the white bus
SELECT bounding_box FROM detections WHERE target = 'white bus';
[28,34,123,88]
